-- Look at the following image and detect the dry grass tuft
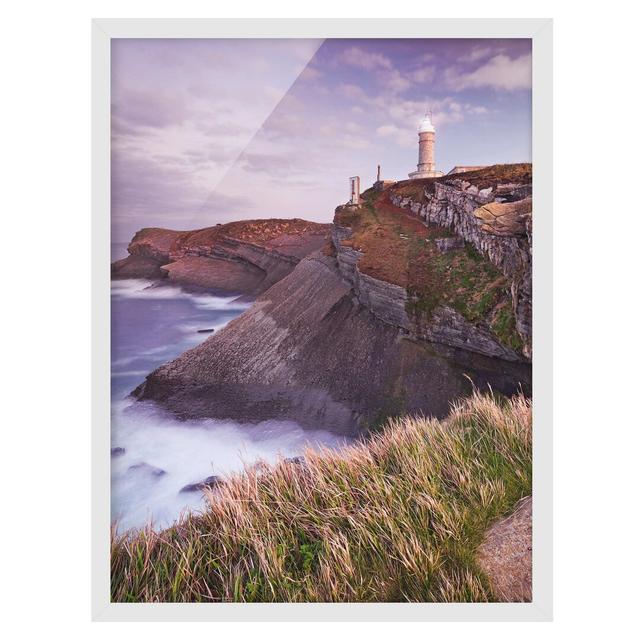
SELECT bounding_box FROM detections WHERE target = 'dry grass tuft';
[111,391,531,602]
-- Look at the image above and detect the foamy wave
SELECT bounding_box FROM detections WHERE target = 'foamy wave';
[112,344,181,368]
[111,399,351,533]
[111,279,251,312]
[110,278,344,534]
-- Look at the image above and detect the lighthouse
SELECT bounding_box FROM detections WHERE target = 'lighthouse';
[408,112,444,179]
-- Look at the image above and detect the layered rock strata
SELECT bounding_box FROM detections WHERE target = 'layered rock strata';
[131,166,533,434]
[331,221,522,362]
[390,176,532,358]
[136,253,531,434]
[112,220,330,295]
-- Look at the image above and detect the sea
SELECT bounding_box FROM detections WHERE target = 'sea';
[110,267,350,533]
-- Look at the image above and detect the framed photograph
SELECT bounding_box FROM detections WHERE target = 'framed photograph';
[93,18,552,621]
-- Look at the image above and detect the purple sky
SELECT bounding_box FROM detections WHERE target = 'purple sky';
[111,38,531,242]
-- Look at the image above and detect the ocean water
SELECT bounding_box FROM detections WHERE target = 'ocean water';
[111,279,350,533]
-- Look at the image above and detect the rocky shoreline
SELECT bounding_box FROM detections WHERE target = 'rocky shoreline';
[134,250,530,434]
[120,165,533,436]
[112,219,330,295]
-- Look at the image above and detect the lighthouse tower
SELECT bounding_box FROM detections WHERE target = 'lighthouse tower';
[408,112,443,179]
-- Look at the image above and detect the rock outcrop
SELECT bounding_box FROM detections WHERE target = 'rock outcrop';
[477,496,532,602]
[332,225,410,330]
[389,166,532,358]
[434,237,465,253]
[135,253,531,434]
[131,165,532,435]
[111,228,181,279]
[112,219,330,295]
[331,217,522,361]
[416,306,521,361]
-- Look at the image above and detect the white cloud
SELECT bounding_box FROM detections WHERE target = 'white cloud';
[342,135,371,150]
[417,52,435,64]
[341,46,392,70]
[466,105,490,115]
[376,124,400,137]
[376,123,414,149]
[299,66,323,82]
[338,48,434,97]
[373,95,490,145]
[445,54,532,91]
[459,46,495,63]
[338,83,368,101]
[385,69,413,94]
[408,66,436,84]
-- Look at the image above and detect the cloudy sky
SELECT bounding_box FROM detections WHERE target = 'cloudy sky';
[111,38,531,242]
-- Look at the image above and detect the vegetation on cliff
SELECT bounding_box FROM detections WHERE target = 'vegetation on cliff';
[171,218,330,254]
[334,187,522,351]
[111,392,531,602]
[125,219,330,258]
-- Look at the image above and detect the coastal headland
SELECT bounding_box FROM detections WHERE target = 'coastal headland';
[119,164,532,435]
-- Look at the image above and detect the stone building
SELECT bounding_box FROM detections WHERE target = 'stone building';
[348,176,360,205]
[447,165,488,175]
[408,113,444,180]
[347,111,491,190]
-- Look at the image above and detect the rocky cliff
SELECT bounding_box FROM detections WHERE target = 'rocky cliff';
[135,252,530,434]
[133,165,532,434]
[331,215,521,361]
[387,164,532,358]
[112,219,330,295]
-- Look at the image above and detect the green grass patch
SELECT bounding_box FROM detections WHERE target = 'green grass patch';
[491,306,524,352]
[407,241,507,325]
[111,392,531,603]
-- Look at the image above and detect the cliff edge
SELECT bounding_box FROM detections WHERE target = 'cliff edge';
[133,165,532,434]
[112,218,330,295]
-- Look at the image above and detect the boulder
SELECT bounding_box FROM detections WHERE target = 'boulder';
[473,198,532,237]
[127,462,166,478]
[477,496,532,602]
[179,475,225,493]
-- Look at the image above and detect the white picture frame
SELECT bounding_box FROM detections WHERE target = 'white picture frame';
[92,18,553,621]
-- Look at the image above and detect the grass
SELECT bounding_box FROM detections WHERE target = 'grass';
[406,240,508,323]
[334,189,449,288]
[111,391,531,602]
[490,304,524,352]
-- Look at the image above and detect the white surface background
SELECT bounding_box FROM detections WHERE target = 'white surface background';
[1,0,637,635]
